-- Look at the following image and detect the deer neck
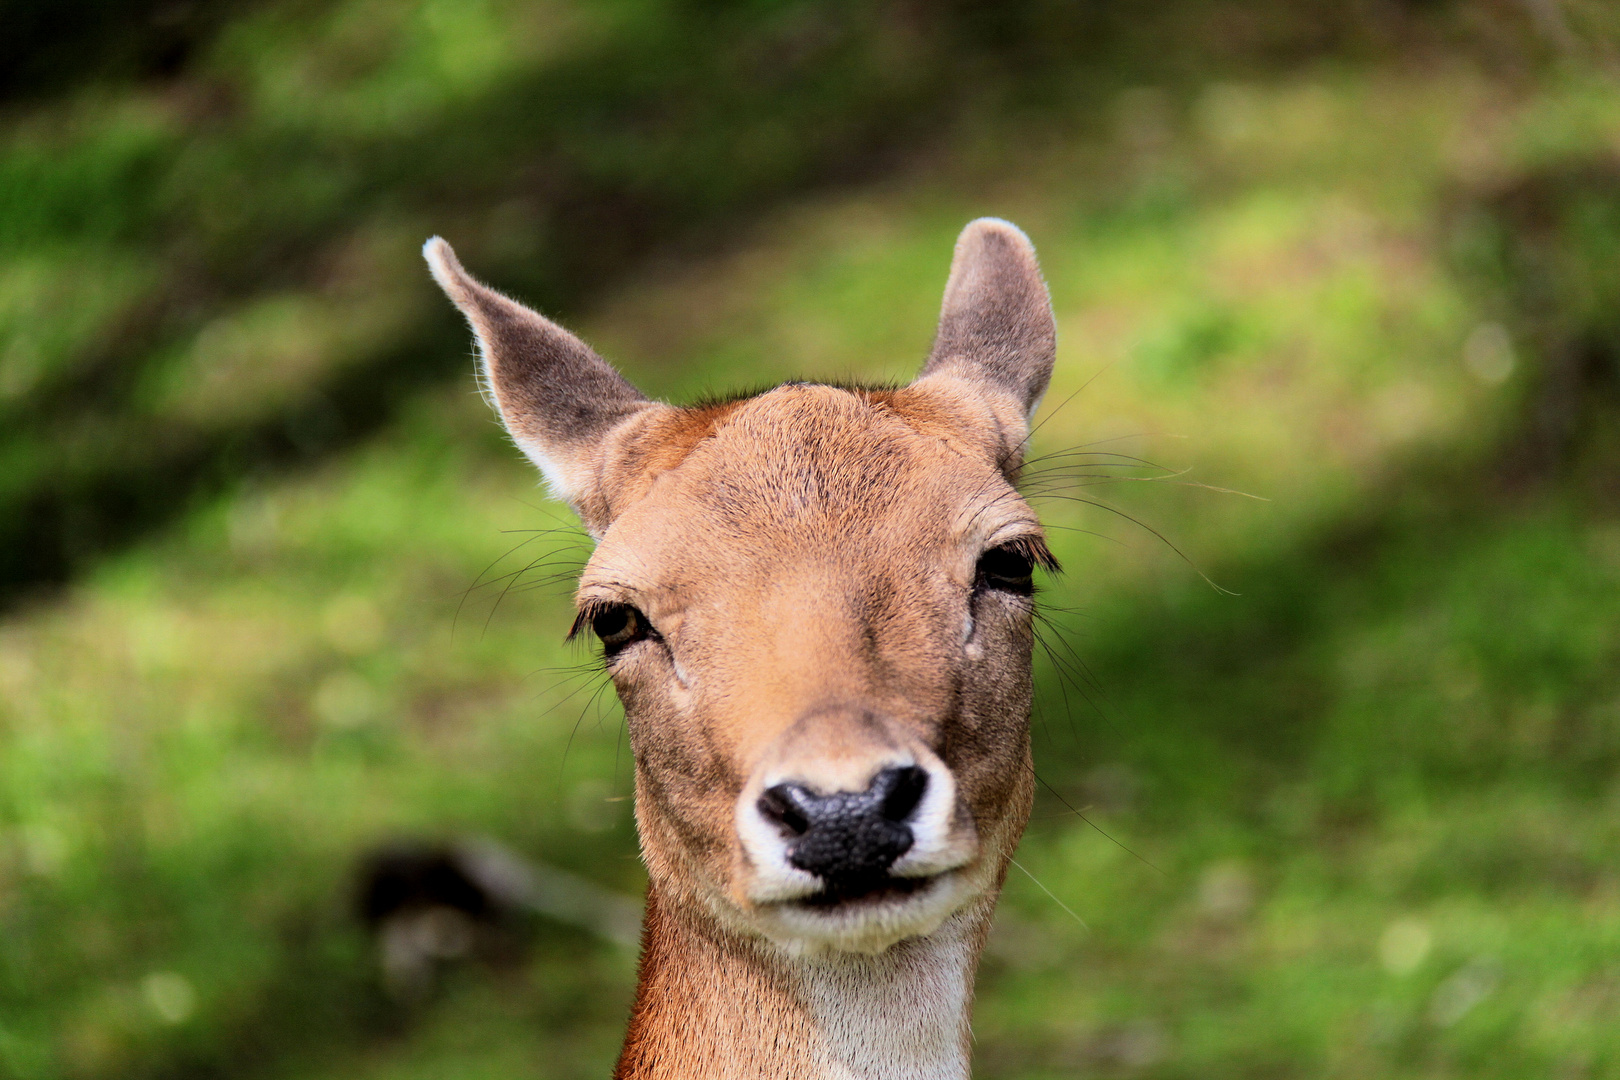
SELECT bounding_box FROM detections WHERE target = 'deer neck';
[615,884,990,1080]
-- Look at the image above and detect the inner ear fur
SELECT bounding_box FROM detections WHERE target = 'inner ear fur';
[423,237,674,534]
[915,218,1056,447]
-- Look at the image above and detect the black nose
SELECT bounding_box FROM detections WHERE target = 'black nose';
[757,766,929,889]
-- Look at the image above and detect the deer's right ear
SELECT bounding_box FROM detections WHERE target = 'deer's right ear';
[424,238,662,534]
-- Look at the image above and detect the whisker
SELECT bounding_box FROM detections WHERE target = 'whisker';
[1033,769,1165,877]
[1024,493,1236,595]
[455,530,558,637]
[1019,360,1121,449]
[559,669,617,779]
[1039,522,1126,548]
[1033,624,1125,744]
[1008,857,1089,931]
[1021,449,1174,473]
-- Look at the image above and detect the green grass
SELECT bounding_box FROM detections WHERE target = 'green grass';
[984,496,1620,1078]
[4,44,1620,1080]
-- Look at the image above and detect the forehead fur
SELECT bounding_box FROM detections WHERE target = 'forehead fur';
[629,380,1018,508]
[586,382,1030,591]
[687,386,944,522]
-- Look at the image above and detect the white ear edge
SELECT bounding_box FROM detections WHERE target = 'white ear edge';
[520,443,585,507]
[425,235,497,415]
[1023,385,1048,425]
[422,236,458,296]
[424,236,582,506]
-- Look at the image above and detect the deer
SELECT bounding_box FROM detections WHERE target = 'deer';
[424,217,1059,1080]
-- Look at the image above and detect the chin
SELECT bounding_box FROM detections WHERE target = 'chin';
[745,869,984,956]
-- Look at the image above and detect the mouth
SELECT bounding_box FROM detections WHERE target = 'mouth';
[746,867,975,954]
[795,873,934,910]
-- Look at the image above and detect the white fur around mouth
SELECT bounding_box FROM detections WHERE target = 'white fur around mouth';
[750,869,979,955]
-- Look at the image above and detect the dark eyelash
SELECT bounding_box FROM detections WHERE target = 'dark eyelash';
[567,599,611,642]
[1003,534,1062,574]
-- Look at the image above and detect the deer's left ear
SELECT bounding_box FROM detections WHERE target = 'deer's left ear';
[915,218,1056,427]
[424,237,668,535]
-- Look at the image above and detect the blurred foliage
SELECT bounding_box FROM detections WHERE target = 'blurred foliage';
[5,1,1620,1080]
[0,0,1214,603]
[1449,153,1620,478]
[3,0,1584,606]
[0,0,256,102]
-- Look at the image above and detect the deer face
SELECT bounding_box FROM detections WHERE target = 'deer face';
[427,220,1056,956]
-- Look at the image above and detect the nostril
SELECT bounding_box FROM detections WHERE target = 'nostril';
[757,767,931,889]
[758,785,811,838]
[876,766,929,823]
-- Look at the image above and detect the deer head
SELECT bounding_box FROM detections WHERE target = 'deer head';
[425,219,1055,964]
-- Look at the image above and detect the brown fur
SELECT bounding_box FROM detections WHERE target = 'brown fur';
[424,219,1058,1079]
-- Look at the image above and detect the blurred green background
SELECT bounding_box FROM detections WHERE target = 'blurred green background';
[4,1,1620,1077]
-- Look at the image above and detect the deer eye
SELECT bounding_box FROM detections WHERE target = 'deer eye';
[592,604,647,651]
[975,545,1035,596]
